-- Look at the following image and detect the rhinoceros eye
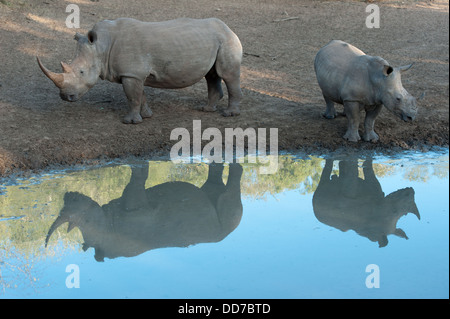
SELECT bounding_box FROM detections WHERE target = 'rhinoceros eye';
[80,70,84,75]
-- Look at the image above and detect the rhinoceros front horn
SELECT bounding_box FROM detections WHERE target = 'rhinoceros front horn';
[45,215,69,247]
[36,57,64,88]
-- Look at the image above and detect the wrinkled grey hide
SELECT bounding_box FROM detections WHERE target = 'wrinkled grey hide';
[37,18,243,123]
[312,158,420,247]
[45,163,243,261]
[314,40,417,142]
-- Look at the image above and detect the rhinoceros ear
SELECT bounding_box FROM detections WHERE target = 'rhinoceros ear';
[74,32,83,41]
[382,65,394,76]
[87,30,97,44]
[397,63,414,73]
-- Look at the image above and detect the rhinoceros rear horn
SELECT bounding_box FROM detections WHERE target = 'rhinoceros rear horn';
[60,61,73,73]
[36,57,64,88]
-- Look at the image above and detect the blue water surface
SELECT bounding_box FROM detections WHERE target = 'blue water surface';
[0,150,448,299]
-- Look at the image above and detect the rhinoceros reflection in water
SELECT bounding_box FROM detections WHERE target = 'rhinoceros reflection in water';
[312,158,420,247]
[46,163,243,261]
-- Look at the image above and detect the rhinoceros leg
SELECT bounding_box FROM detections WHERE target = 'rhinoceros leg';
[363,104,382,142]
[122,77,144,124]
[343,101,361,142]
[362,159,383,195]
[200,163,226,203]
[215,163,243,235]
[203,67,224,112]
[140,91,153,119]
[215,47,242,117]
[221,77,242,117]
[121,165,149,211]
[322,96,337,119]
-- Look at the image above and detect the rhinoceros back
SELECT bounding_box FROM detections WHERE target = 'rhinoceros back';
[314,40,369,103]
[92,17,237,88]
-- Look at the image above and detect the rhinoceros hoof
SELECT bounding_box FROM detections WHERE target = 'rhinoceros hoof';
[343,131,361,142]
[202,105,217,112]
[222,108,240,117]
[363,131,379,143]
[122,113,143,124]
[140,106,153,118]
[322,111,336,119]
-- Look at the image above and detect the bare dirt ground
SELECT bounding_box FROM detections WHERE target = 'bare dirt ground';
[0,0,448,176]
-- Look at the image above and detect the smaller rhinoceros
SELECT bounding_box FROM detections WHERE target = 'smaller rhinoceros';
[314,40,417,142]
[37,17,243,124]
[312,158,420,247]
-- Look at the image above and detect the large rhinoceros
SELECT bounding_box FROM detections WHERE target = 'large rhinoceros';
[45,163,243,261]
[37,17,243,124]
[314,40,417,142]
[312,158,420,247]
